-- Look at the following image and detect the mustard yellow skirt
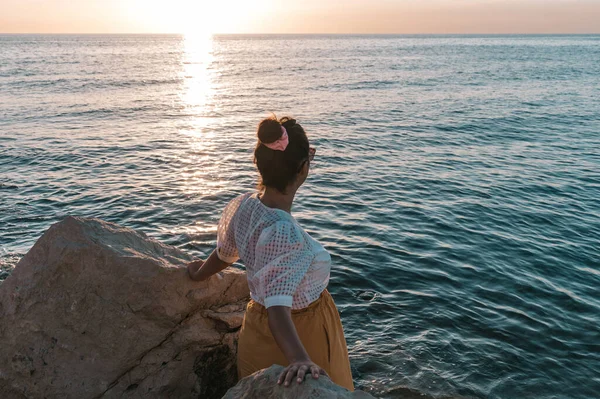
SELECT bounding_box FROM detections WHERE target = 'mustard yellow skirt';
[237,289,355,391]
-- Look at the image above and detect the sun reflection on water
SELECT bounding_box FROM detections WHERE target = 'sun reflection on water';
[180,33,216,112]
[177,33,229,206]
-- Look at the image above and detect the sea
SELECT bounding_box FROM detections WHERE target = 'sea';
[0,34,599,398]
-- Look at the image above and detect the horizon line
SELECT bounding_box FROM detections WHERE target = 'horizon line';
[1,32,600,36]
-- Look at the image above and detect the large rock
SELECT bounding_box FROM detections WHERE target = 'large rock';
[223,365,375,398]
[0,216,250,399]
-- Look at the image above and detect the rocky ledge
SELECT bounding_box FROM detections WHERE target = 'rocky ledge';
[0,216,374,398]
[224,364,374,398]
[0,216,249,398]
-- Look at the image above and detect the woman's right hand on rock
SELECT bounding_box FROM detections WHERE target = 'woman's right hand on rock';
[277,360,328,387]
[186,259,204,280]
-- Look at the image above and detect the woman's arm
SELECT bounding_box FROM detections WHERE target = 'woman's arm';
[187,249,231,281]
[267,306,327,386]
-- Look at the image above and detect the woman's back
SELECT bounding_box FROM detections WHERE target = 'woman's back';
[217,192,331,310]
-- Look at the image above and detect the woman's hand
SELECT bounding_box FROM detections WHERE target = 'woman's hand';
[267,305,329,387]
[186,259,204,280]
[187,249,232,281]
[278,360,327,387]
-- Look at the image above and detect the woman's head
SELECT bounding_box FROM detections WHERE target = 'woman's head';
[254,115,311,193]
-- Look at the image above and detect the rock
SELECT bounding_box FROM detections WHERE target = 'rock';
[223,364,375,398]
[203,306,246,331]
[0,216,250,399]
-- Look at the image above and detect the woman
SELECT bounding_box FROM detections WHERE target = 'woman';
[186,116,354,390]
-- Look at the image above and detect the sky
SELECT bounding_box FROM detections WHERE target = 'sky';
[1,0,599,34]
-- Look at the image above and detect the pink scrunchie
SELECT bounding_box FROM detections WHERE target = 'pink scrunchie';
[263,126,289,151]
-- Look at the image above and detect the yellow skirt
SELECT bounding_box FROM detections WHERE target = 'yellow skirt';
[237,289,355,391]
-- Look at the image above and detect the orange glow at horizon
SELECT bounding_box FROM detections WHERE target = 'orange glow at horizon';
[0,0,599,34]
[121,0,272,36]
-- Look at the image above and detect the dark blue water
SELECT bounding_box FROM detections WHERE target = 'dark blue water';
[1,34,599,398]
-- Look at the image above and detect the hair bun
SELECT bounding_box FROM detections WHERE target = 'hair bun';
[257,118,283,144]
[281,118,296,128]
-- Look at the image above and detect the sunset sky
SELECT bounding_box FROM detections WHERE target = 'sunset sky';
[1,0,599,34]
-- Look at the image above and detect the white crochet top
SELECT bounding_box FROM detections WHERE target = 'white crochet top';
[216,192,331,309]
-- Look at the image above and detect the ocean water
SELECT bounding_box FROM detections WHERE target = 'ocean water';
[1,34,599,398]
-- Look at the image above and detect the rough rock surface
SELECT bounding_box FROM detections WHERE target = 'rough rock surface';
[223,364,376,398]
[0,216,250,399]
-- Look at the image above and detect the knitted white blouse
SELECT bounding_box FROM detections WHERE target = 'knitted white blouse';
[216,192,331,309]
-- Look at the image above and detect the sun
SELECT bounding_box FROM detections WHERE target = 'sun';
[124,0,271,35]
[179,0,273,35]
